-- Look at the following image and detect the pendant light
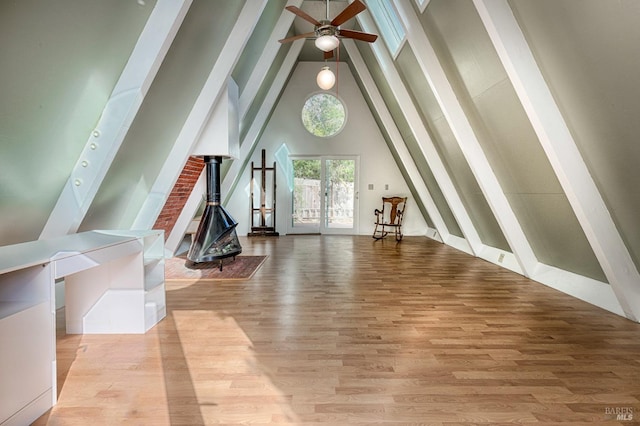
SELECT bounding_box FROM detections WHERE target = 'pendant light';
[316,65,335,90]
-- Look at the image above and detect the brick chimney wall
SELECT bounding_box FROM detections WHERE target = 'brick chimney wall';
[153,156,205,240]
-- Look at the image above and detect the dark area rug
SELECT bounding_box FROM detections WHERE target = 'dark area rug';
[165,255,267,281]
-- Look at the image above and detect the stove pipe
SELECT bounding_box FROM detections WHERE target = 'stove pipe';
[187,156,242,264]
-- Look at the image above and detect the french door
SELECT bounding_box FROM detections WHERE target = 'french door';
[289,156,359,235]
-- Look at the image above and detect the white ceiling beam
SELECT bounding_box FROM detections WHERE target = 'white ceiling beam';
[168,41,303,255]
[132,0,268,230]
[163,166,205,257]
[415,0,432,14]
[354,6,484,257]
[39,0,192,239]
[393,0,537,276]
[239,0,303,121]
[473,0,640,321]
[167,5,303,253]
[221,39,305,204]
[343,39,448,243]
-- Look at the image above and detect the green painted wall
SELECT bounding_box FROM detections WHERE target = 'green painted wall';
[422,0,605,280]
[0,0,155,244]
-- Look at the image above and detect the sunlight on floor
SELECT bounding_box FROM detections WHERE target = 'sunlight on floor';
[171,307,300,423]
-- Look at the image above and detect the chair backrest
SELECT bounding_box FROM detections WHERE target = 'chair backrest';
[382,197,407,225]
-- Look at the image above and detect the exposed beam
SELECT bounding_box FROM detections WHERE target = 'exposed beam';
[354,5,483,257]
[222,39,305,205]
[473,0,639,321]
[166,4,303,253]
[132,0,268,230]
[39,0,192,239]
[421,0,432,11]
[393,0,537,276]
[165,40,304,255]
[239,0,303,121]
[344,39,447,242]
[163,167,205,257]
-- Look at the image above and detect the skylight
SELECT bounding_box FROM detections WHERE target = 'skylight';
[366,0,406,55]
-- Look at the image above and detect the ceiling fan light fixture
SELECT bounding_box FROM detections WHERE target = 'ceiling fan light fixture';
[317,66,336,90]
[315,34,339,52]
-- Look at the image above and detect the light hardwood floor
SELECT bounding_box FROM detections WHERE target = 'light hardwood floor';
[34,235,640,425]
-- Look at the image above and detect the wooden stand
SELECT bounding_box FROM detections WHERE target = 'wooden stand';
[249,149,279,237]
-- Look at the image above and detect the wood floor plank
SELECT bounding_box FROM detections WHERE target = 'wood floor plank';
[33,235,640,425]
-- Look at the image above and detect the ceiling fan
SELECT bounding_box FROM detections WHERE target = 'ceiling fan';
[279,0,378,58]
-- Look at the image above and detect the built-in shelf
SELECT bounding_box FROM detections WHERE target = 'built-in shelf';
[98,230,166,331]
[0,230,166,426]
[0,300,43,319]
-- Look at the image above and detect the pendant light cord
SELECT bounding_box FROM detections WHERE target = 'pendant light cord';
[335,44,340,96]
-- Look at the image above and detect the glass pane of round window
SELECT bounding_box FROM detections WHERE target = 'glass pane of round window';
[301,93,346,137]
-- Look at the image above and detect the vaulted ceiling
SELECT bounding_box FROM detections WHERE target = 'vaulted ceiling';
[1,0,639,322]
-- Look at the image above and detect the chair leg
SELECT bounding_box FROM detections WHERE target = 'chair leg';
[373,224,389,240]
[373,223,381,239]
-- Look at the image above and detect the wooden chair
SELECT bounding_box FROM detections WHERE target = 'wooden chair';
[373,196,407,242]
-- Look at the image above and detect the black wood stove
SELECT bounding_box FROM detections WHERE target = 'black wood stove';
[187,155,242,269]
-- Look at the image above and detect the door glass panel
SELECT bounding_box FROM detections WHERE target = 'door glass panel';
[324,159,355,229]
[292,159,321,229]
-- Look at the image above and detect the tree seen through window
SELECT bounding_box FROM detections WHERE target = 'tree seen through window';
[301,93,346,137]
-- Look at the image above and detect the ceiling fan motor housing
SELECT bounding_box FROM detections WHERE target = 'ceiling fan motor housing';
[278,0,377,47]
[315,21,338,37]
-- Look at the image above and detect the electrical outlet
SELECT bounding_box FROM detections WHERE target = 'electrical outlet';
[385,184,389,190]
[498,253,505,263]
[368,184,374,190]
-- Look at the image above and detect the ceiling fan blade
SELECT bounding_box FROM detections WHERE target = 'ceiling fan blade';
[278,32,315,44]
[331,0,366,26]
[324,50,334,60]
[285,5,321,26]
[339,29,378,43]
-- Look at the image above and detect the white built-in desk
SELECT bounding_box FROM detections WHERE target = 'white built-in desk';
[0,230,165,426]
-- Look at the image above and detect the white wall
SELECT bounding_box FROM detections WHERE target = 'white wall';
[226,61,427,237]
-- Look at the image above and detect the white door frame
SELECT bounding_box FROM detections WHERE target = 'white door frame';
[287,155,359,235]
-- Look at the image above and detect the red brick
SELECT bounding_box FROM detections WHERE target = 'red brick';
[153,156,205,239]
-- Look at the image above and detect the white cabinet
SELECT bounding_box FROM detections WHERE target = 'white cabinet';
[0,230,166,425]
[99,230,166,332]
[62,237,145,334]
[0,264,55,426]
[142,232,166,331]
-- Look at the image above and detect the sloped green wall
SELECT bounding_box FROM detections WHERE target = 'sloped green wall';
[0,0,155,244]
[422,0,605,281]
[80,0,245,230]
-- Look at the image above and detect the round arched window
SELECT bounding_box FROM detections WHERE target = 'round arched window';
[301,93,346,137]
